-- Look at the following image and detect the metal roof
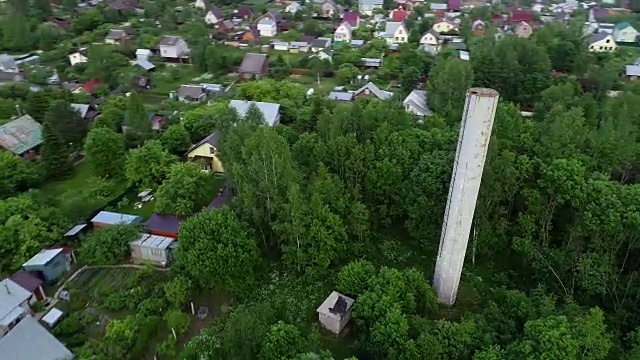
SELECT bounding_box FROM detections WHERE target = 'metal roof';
[626,65,640,76]
[10,271,43,293]
[403,90,432,116]
[327,91,354,101]
[135,58,155,70]
[145,213,181,235]
[353,82,393,100]
[130,233,175,250]
[41,307,64,327]
[71,103,89,118]
[0,115,42,155]
[64,223,87,236]
[229,100,281,126]
[23,248,63,267]
[0,316,74,360]
[0,279,31,325]
[91,211,142,225]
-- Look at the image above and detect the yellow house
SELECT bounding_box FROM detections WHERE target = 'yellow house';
[186,132,224,173]
[587,33,617,52]
[432,19,458,33]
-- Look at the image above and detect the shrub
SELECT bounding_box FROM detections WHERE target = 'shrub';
[165,309,192,335]
[337,260,376,297]
[129,316,161,360]
[156,335,177,360]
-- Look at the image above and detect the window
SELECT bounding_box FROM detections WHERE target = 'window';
[150,248,163,257]
[606,39,610,43]
[398,29,403,34]
[395,36,399,41]
[599,46,603,50]
[209,146,215,155]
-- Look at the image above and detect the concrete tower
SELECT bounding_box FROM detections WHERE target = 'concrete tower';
[433,88,500,305]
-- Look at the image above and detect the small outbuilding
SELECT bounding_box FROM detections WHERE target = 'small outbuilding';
[63,224,88,240]
[146,213,181,238]
[10,271,45,301]
[317,291,354,335]
[91,211,142,227]
[41,307,64,328]
[22,249,71,284]
[129,233,177,267]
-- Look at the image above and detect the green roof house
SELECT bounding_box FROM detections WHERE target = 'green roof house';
[613,22,639,43]
[0,115,42,157]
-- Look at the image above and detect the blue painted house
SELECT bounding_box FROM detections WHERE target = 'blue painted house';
[22,249,71,283]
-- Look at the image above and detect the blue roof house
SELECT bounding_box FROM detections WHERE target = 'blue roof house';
[22,248,70,284]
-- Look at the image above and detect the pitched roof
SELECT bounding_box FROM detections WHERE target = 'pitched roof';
[359,0,383,5]
[0,279,31,324]
[229,100,281,126]
[328,91,354,101]
[11,271,43,293]
[353,82,393,100]
[208,5,223,18]
[106,29,127,40]
[23,248,63,267]
[0,115,42,155]
[81,79,101,95]
[0,316,74,360]
[159,35,182,46]
[509,9,534,22]
[587,32,610,44]
[336,21,352,33]
[385,21,404,35]
[403,90,432,116]
[71,103,90,118]
[238,53,267,74]
[343,11,360,26]
[177,84,205,99]
[64,223,87,236]
[627,64,640,76]
[391,9,409,22]
[91,211,142,225]
[234,5,252,17]
[190,131,219,151]
[430,2,447,10]
[0,54,17,71]
[448,0,461,11]
[146,213,181,235]
[135,58,155,71]
[615,21,633,31]
[130,233,174,249]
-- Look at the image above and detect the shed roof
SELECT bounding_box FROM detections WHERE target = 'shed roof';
[64,224,87,236]
[91,211,142,225]
[626,64,640,76]
[229,100,280,126]
[0,115,42,155]
[317,291,354,320]
[23,248,63,267]
[146,213,181,236]
[0,279,31,325]
[130,233,175,250]
[10,271,43,293]
[0,315,74,360]
[41,307,64,327]
[135,58,155,70]
[238,52,267,74]
[328,91,354,101]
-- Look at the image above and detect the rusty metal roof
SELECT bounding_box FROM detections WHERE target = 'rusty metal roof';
[0,115,42,155]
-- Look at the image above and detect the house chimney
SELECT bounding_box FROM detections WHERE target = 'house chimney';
[4,284,10,294]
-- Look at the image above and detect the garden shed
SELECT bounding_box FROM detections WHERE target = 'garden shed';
[22,248,70,283]
[129,233,177,267]
[317,291,354,335]
[145,213,181,238]
[10,271,45,301]
[41,308,64,328]
[91,211,142,227]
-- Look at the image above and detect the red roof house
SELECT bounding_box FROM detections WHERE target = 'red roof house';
[343,11,360,27]
[390,9,409,22]
[11,270,46,300]
[448,0,461,11]
[81,79,102,95]
[509,10,534,23]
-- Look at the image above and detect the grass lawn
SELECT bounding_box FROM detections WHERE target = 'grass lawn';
[40,162,96,198]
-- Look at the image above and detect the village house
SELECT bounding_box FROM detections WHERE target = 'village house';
[353,82,393,100]
[390,8,409,22]
[21,248,71,284]
[285,2,302,13]
[233,5,253,21]
[68,48,88,66]
[255,10,283,24]
[71,103,100,121]
[334,22,353,43]
[0,278,33,338]
[311,49,333,62]
[129,233,176,267]
[625,64,640,81]
[157,35,190,60]
[229,100,281,126]
[10,271,45,302]
[257,18,277,37]
[327,91,354,102]
[0,316,74,359]
[471,19,485,36]
[432,18,458,33]
[359,0,383,16]
[47,16,70,30]
[343,11,360,28]
[146,213,182,238]
[238,53,268,79]
[313,0,341,17]
[104,29,132,46]
[240,27,260,42]
[420,29,442,54]
[176,84,207,102]
[0,115,42,158]
[193,0,206,9]
[311,38,332,52]
[586,33,617,52]
[403,90,432,118]
[187,131,224,173]
[379,21,408,44]
[613,22,638,43]
[205,6,224,24]
[515,21,533,38]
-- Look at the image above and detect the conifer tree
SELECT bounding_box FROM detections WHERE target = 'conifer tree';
[43,100,88,147]
[41,121,72,179]
[126,92,151,139]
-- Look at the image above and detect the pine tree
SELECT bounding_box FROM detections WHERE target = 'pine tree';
[43,100,88,147]
[41,121,72,179]
[126,92,151,139]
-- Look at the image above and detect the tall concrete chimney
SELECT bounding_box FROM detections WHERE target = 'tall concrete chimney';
[433,88,500,305]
